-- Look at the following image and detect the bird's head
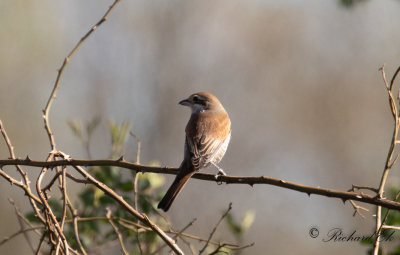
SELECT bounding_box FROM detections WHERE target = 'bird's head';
[179,92,225,114]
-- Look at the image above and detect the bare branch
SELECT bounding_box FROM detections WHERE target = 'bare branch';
[199,203,232,254]
[1,158,400,211]
[130,131,141,164]
[106,208,129,255]
[67,200,87,255]
[349,200,368,219]
[61,159,184,255]
[373,65,400,255]
[42,0,121,150]
[0,120,45,223]
[130,130,143,254]
[35,153,70,254]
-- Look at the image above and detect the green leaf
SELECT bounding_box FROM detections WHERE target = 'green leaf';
[86,116,101,138]
[119,181,134,191]
[67,120,83,140]
[226,213,243,236]
[80,188,95,207]
[25,212,41,223]
[241,210,255,231]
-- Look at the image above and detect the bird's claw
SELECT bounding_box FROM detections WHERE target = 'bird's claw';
[218,169,227,176]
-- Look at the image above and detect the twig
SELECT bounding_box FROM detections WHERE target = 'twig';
[59,166,68,230]
[67,199,87,255]
[349,184,378,194]
[381,225,400,230]
[42,171,63,192]
[130,130,143,254]
[349,200,368,218]
[65,172,90,184]
[36,153,70,255]
[106,208,129,255]
[209,242,255,255]
[67,215,241,250]
[199,203,232,254]
[8,199,37,252]
[42,0,121,150]
[130,131,141,164]
[0,226,43,246]
[0,120,45,224]
[35,231,47,255]
[151,218,197,255]
[66,161,184,255]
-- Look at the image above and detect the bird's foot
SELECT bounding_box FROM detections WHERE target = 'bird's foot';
[217,169,227,176]
[211,162,227,176]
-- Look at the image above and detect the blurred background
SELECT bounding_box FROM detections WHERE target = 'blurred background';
[1,0,400,254]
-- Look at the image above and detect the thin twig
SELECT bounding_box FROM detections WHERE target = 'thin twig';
[0,226,43,246]
[130,130,143,254]
[42,171,63,192]
[0,120,45,223]
[68,216,241,249]
[8,199,37,253]
[381,225,400,230]
[35,231,47,255]
[349,200,368,218]
[67,199,87,255]
[130,131,141,164]
[199,203,232,254]
[106,208,129,255]
[64,160,184,255]
[65,172,90,184]
[60,166,68,230]
[209,242,255,255]
[36,153,70,255]
[151,218,197,255]
[349,184,378,194]
[42,0,121,150]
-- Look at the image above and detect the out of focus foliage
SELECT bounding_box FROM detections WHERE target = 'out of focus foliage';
[339,0,368,8]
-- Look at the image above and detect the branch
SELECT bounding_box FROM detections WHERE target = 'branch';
[42,0,121,150]
[67,162,184,255]
[1,158,400,211]
[0,120,45,223]
[106,208,129,255]
[373,65,400,255]
[199,203,232,254]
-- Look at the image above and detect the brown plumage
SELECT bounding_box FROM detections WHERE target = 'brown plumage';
[157,92,231,211]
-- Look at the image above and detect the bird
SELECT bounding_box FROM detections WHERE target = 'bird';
[157,92,231,212]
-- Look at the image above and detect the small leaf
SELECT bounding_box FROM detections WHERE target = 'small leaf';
[80,188,95,206]
[67,120,83,139]
[86,116,101,138]
[241,210,255,231]
[25,212,41,223]
[119,181,134,191]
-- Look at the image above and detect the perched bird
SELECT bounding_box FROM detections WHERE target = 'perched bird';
[157,92,231,212]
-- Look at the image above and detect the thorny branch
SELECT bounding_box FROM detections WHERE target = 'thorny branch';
[373,65,400,255]
[1,158,400,211]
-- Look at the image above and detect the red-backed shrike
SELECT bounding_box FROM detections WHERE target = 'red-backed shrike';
[158,92,231,212]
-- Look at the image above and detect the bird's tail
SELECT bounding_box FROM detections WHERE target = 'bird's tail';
[157,167,194,212]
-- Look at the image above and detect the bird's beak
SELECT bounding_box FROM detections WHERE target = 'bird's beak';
[178,99,191,106]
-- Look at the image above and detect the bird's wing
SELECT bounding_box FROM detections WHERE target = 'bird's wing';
[186,135,225,170]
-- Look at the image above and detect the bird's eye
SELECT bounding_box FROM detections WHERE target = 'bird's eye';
[193,96,199,102]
